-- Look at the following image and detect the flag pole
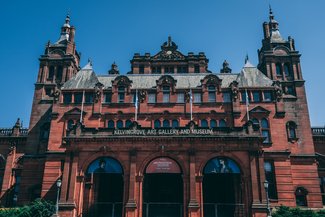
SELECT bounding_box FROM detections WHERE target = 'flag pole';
[135,89,138,122]
[245,89,250,121]
[80,90,85,123]
[190,89,193,121]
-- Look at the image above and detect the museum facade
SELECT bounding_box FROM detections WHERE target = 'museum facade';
[0,9,323,217]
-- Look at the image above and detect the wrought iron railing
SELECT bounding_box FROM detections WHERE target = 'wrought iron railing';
[143,202,183,217]
[85,202,123,217]
[312,127,325,136]
[203,203,246,217]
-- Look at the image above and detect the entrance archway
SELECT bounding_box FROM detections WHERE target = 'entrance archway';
[143,157,183,217]
[83,157,124,217]
[203,157,243,217]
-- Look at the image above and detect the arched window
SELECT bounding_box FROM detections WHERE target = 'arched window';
[295,187,308,206]
[201,119,208,127]
[118,86,125,103]
[210,119,217,128]
[276,63,282,76]
[286,121,297,140]
[48,66,54,80]
[107,120,115,129]
[163,120,170,127]
[172,120,179,128]
[125,120,132,128]
[162,86,170,103]
[219,119,226,127]
[67,120,74,130]
[284,63,292,77]
[117,120,123,129]
[261,118,271,143]
[154,120,161,128]
[208,85,216,102]
[56,66,63,82]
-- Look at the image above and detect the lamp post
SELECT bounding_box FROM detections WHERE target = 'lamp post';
[55,179,62,216]
[263,180,271,217]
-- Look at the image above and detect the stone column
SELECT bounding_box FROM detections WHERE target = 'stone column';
[188,152,199,217]
[125,150,137,217]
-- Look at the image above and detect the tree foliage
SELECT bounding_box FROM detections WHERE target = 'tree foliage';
[273,205,325,217]
[0,199,55,217]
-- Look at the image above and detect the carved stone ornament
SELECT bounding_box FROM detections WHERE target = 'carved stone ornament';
[230,81,239,101]
[272,80,283,100]
[112,75,133,87]
[94,83,103,103]
[152,50,185,61]
[53,87,61,102]
[139,90,147,103]
[156,75,177,91]
[201,74,222,90]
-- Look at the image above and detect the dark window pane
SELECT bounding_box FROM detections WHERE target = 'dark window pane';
[194,65,200,73]
[163,120,170,127]
[253,91,260,102]
[85,93,93,103]
[264,91,272,102]
[201,119,208,127]
[276,64,282,76]
[154,120,161,128]
[172,120,179,128]
[264,161,278,199]
[108,120,114,128]
[49,66,54,80]
[219,119,226,127]
[210,120,217,128]
[105,93,112,103]
[117,120,123,128]
[63,93,72,104]
[223,92,231,102]
[74,93,83,103]
[125,120,132,128]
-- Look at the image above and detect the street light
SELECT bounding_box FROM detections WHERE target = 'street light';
[263,180,271,217]
[55,179,62,216]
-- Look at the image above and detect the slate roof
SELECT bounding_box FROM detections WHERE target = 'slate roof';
[62,63,273,90]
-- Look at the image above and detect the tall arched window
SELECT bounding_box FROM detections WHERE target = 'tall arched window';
[48,66,54,80]
[154,120,161,128]
[172,120,179,128]
[125,120,132,128]
[261,118,271,143]
[208,85,216,102]
[118,86,125,103]
[295,187,308,206]
[276,63,282,77]
[56,66,63,82]
[286,121,297,141]
[117,120,123,128]
[210,119,217,128]
[107,120,115,129]
[219,119,226,127]
[201,119,208,127]
[284,63,292,77]
[163,120,170,127]
[162,86,170,103]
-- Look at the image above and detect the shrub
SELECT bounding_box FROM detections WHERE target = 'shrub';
[0,199,55,217]
[273,205,325,217]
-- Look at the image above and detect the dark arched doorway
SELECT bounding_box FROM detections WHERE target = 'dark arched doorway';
[203,157,243,217]
[143,157,183,217]
[83,157,124,217]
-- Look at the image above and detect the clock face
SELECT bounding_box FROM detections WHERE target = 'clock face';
[166,50,172,55]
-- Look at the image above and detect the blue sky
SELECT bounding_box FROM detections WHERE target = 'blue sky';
[0,0,324,127]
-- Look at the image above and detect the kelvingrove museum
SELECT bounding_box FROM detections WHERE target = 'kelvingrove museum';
[1,8,325,217]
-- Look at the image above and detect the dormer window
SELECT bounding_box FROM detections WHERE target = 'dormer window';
[63,93,72,104]
[208,85,216,102]
[263,91,272,102]
[118,86,125,103]
[74,93,83,104]
[85,93,93,103]
[162,86,170,103]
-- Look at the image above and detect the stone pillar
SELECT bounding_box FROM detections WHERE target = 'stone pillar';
[188,152,199,217]
[125,151,137,217]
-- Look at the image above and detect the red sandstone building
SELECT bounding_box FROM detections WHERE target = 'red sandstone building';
[0,9,324,217]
